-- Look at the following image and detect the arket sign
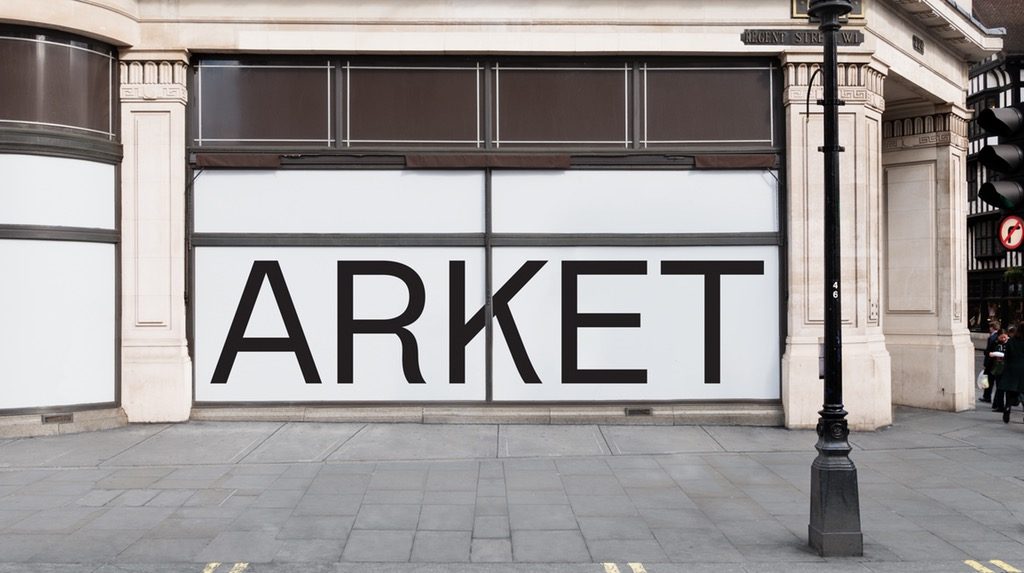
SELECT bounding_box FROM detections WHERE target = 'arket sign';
[191,169,781,403]
[194,247,781,402]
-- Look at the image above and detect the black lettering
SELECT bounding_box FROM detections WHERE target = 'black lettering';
[211,261,321,385]
[561,261,648,384]
[450,260,546,384]
[660,260,764,384]
[338,261,426,384]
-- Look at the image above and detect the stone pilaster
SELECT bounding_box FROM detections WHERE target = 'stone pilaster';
[119,52,192,422]
[781,55,893,430]
[881,106,975,411]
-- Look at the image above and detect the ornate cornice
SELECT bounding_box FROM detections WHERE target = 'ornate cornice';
[882,112,968,151]
[119,60,188,105]
[782,62,886,113]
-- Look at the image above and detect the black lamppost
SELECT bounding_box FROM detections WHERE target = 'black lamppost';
[807,0,863,557]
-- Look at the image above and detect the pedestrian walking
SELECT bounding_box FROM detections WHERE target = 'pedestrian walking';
[982,320,1001,403]
[991,329,1009,411]
[998,324,1024,424]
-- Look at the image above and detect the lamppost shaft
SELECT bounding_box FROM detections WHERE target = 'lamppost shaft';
[807,0,863,557]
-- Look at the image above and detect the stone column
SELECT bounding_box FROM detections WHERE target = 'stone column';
[781,54,893,430]
[881,107,975,411]
[119,52,192,422]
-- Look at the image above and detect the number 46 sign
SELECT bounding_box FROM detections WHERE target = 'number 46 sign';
[1000,215,1024,250]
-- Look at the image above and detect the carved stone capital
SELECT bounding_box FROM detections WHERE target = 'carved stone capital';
[119,60,188,105]
[882,112,968,152]
[782,62,886,113]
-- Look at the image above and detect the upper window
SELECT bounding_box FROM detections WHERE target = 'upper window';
[0,29,116,139]
[196,60,333,146]
[191,57,776,151]
[642,66,773,147]
[493,63,630,148]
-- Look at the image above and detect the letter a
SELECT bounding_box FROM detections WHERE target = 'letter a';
[211,261,322,384]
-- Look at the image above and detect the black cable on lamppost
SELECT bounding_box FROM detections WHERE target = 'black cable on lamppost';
[807,0,863,557]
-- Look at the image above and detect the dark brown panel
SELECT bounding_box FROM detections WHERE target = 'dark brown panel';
[0,37,111,135]
[348,67,479,145]
[494,67,628,146]
[195,153,282,168]
[645,68,772,145]
[199,64,331,145]
[405,153,570,168]
[695,154,778,169]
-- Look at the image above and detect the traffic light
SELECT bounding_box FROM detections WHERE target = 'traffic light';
[977,103,1024,210]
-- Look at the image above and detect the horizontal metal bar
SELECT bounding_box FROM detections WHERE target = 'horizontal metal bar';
[0,35,114,59]
[190,232,780,248]
[192,233,486,247]
[0,225,119,244]
[0,119,113,139]
[193,398,783,408]
[0,401,117,417]
[491,233,782,246]
[0,127,122,164]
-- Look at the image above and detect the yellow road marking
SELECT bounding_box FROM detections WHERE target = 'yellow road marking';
[603,564,621,573]
[202,564,221,573]
[966,561,996,573]
[228,564,249,573]
[991,561,1022,573]
[628,564,648,573]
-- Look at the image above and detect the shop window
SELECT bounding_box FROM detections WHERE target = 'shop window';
[0,31,114,138]
[492,64,630,147]
[642,66,773,147]
[196,61,333,146]
[346,64,480,146]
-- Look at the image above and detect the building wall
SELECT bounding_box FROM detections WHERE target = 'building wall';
[0,0,1001,432]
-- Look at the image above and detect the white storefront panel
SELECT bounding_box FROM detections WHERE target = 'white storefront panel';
[194,170,485,234]
[194,247,487,401]
[0,154,116,230]
[492,170,778,233]
[491,246,780,400]
[0,240,116,409]
[192,168,780,403]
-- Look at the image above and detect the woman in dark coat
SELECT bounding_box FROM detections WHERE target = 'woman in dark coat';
[998,325,1024,424]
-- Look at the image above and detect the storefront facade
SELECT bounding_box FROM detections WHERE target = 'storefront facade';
[0,0,1001,435]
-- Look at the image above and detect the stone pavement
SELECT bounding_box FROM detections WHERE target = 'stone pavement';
[0,402,1022,573]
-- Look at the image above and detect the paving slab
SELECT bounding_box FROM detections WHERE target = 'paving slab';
[0,425,167,468]
[241,422,364,463]
[600,425,724,454]
[470,538,512,562]
[411,530,471,562]
[273,538,345,562]
[701,426,817,452]
[850,428,973,451]
[499,425,611,457]
[103,422,283,466]
[341,529,414,562]
[511,530,590,562]
[330,424,496,461]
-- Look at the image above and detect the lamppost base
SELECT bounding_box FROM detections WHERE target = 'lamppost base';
[809,460,863,556]
[809,526,863,557]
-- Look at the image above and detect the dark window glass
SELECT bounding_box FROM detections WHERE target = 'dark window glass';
[0,35,113,137]
[493,65,630,147]
[643,67,773,147]
[975,219,995,259]
[347,66,480,146]
[968,161,978,201]
[197,62,332,146]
